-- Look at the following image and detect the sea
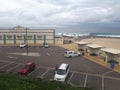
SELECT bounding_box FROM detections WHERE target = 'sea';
[55,27,120,38]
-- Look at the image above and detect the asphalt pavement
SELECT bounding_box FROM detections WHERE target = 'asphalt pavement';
[0,46,120,90]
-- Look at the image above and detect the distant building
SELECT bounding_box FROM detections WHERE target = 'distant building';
[0,25,55,45]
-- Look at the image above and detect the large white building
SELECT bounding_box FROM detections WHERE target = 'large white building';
[0,26,55,45]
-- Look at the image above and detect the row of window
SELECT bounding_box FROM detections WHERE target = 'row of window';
[0,36,45,40]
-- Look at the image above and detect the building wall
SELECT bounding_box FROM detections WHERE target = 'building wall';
[0,26,55,45]
[87,47,101,55]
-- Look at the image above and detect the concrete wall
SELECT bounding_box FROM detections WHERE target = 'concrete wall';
[87,47,101,55]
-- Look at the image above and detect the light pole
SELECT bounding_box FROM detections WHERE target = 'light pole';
[26,28,28,55]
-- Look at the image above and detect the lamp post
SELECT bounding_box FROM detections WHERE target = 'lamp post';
[26,28,28,55]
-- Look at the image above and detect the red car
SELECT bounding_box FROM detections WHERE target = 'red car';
[18,62,36,75]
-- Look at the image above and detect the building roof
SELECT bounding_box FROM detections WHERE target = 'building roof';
[85,44,104,49]
[75,41,91,45]
[101,48,120,54]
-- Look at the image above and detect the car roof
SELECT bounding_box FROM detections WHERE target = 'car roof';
[59,63,68,70]
[26,62,34,65]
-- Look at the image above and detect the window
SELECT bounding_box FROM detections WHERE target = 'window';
[57,69,66,75]
[0,36,2,40]
[7,36,12,40]
[27,36,32,40]
[68,52,72,54]
[17,36,22,40]
[66,65,69,72]
[37,36,42,40]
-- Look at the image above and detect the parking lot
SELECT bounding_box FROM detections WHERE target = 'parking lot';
[0,46,120,90]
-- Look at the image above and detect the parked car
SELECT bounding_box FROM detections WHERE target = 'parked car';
[44,43,49,48]
[64,51,81,57]
[19,43,26,48]
[54,63,70,82]
[18,62,36,75]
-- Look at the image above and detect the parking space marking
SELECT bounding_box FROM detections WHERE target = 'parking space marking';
[103,70,113,75]
[102,76,104,90]
[28,67,40,76]
[84,74,88,88]
[8,56,18,59]
[71,70,101,77]
[40,69,50,78]
[67,71,75,83]
[46,53,51,56]
[0,62,13,70]
[7,64,20,72]
[0,59,23,65]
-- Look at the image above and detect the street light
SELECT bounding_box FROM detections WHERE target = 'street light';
[26,28,28,55]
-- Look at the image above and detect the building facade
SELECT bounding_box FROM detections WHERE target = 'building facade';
[0,26,55,45]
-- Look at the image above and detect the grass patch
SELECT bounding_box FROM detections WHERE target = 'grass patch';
[0,72,92,90]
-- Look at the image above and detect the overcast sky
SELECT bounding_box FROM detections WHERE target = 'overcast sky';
[0,0,120,28]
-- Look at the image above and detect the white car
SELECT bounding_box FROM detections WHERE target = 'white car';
[64,51,81,57]
[19,43,26,48]
[54,63,70,82]
[44,43,49,48]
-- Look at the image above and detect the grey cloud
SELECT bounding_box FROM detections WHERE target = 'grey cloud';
[0,0,120,27]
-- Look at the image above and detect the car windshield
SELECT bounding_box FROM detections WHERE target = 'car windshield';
[57,69,66,75]
[65,51,67,54]
[22,65,29,69]
[21,43,25,45]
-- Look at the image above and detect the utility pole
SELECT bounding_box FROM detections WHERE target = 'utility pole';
[26,28,28,55]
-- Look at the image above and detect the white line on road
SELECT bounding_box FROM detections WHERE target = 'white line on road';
[40,69,50,78]
[67,71,75,84]
[28,67,40,76]
[0,59,23,65]
[102,76,104,90]
[46,53,51,56]
[103,70,113,75]
[8,56,18,59]
[84,74,88,88]
[0,63,13,69]
[7,64,20,72]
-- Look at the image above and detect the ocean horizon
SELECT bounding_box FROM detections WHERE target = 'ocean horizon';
[55,27,120,38]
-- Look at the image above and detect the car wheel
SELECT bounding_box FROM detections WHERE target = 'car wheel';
[69,56,72,58]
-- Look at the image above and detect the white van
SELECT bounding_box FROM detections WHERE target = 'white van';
[54,63,70,82]
[64,51,81,57]
[19,43,27,48]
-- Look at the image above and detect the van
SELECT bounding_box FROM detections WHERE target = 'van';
[64,51,81,57]
[54,63,70,82]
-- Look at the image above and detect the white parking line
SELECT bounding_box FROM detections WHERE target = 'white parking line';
[28,67,40,76]
[46,53,51,56]
[84,74,88,88]
[67,71,75,83]
[8,56,18,59]
[103,70,113,75]
[0,63,13,69]
[40,69,50,78]
[0,59,23,65]
[7,64,20,72]
[102,76,104,90]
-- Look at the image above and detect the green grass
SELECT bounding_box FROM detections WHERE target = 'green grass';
[0,71,92,90]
